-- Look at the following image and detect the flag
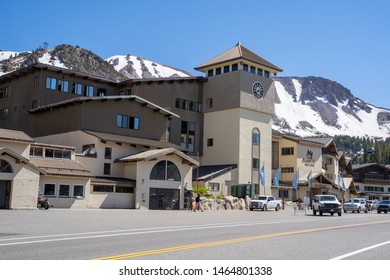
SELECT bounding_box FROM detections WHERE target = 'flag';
[260,163,265,187]
[292,169,299,190]
[307,170,312,190]
[337,173,341,191]
[273,168,280,187]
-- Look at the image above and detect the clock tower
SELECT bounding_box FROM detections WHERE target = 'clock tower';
[194,43,283,194]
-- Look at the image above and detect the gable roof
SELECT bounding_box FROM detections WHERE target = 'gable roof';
[116,147,199,166]
[0,147,44,174]
[194,42,283,73]
[0,128,34,143]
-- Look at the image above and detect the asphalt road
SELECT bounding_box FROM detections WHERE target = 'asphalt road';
[0,207,389,260]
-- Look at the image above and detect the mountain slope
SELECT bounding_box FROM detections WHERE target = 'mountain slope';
[273,76,390,138]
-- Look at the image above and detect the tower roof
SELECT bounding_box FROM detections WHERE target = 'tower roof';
[194,42,283,73]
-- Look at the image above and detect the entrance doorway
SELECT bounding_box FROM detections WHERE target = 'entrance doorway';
[0,180,11,209]
[149,188,180,210]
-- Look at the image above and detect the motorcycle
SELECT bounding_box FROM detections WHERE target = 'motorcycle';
[37,197,50,209]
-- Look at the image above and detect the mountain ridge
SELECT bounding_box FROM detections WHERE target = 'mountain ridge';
[1,44,389,138]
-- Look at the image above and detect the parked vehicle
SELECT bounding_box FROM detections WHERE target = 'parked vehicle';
[343,198,367,213]
[37,197,50,209]
[366,200,379,211]
[312,195,342,216]
[377,200,390,214]
[250,195,281,211]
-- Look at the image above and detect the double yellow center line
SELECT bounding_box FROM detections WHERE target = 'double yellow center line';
[94,220,390,260]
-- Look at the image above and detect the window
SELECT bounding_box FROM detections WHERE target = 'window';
[45,149,54,158]
[105,147,112,159]
[0,108,8,120]
[93,185,114,192]
[243,64,248,72]
[252,129,260,145]
[181,121,195,152]
[30,147,43,157]
[116,186,134,193]
[281,167,294,173]
[207,69,213,77]
[281,147,294,155]
[223,65,230,73]
[59,184,70,197]
[72,83,82,95]
[207,138,214,147]
[73,185,84,197]
[104,163,111,175]
[150,160,181,181]
[57,80,69,92]
[117,114,128,128]
[208,182,220,191]
[44,184,55,196]
[257,68,263,76]
[206,98,213,108]
[232,63,238,71]
[252,158,260,169]
[264,70,270,78]
[97,88,107,96]
[250,66,256,74]
[34,76,39,88]
[175,98,201,112]
[45,77,56,90]
[129,116,140,130]
[215,67,221,75]
[0,159,12,173]
[84,85,94,97]
[278,190,289,199]
[82,144,96,156]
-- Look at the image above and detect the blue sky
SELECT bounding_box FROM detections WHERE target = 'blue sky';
[2,0,390,109]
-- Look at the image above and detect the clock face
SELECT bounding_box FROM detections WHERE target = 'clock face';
[252,82,264,99]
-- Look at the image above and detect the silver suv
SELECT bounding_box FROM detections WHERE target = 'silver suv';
[312,195,342,216]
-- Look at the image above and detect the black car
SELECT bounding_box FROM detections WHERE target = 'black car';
[377,200,390,214]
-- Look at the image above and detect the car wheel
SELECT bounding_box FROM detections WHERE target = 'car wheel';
[378,210,381,214]
[357,207,361,213]
[338,212,342,216]
[352,210,355,213]
[275,204,280,211]
[313,209,316,216]
[331,213,334,216]
[263,205,267,211]
[250,208,253,211]
[385,211,388,214]
[319,208,323,216]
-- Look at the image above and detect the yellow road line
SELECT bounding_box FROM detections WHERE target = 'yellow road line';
[93,220,390,260]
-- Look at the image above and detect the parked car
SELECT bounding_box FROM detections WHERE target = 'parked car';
[377,200,390,214]
[366,200,379,211]
[250,195,281,211]
[343,198,368,213]
[312,195,342,216]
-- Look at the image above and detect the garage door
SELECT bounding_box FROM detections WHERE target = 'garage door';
[91,185,135,209]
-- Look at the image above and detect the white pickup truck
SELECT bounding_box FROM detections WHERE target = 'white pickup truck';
[250,195,281,211]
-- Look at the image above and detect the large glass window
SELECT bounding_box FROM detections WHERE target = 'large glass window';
[150,160,181,181]
[181,121,195,152]
[84,85,94,97]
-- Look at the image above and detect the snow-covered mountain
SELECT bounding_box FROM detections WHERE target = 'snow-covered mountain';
[106,55,191,79]
[1,45,389,138]
[0,45,190,80]
[273,76,390,138]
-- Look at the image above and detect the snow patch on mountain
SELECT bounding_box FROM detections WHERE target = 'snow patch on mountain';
[106,54,190,79]
[273,78,390,138]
